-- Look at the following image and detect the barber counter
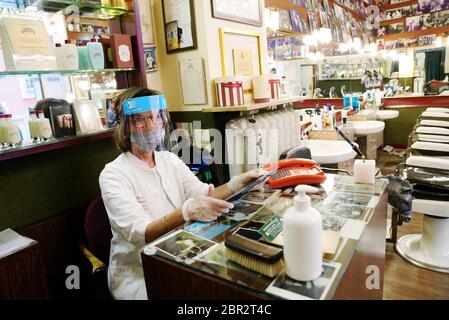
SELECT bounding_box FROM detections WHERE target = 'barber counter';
[141,175,389,300]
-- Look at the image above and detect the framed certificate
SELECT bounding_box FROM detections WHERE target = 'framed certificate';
[211,0,263,27]
[162,0,197,54]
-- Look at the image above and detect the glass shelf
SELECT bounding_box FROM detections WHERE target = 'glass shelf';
[0,128,115,162]
[0,67,136,76]
[24,0,131,19]
[0,0,25,8]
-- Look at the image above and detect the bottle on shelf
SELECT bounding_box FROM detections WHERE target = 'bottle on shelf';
[61,40,79,70]
[28,111,40,143]
[112,0,127,8]
[327,105,335,129]
[280,76,289,98]
[3,114,21,147]
[0,114,6,148]
[77,42,92,70]
[312,105,322,131]
[343,94,351,108]
[86,38,105,69]
[36,110,53,141]
[341,109,348,125]
[54,43,64,70]
[352,94,359,113]
[124,0,134,10]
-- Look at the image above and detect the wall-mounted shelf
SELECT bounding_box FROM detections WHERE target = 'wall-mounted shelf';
[24,0,132,20]
[320,78,362,81]
[267,29,306,38]
[376,25,449,41]
[331,0,365,21]
[379,0,418,11]
[201,96,304,113]
[67,30,110,37]
[0,129,115,162]
[0,67,136,76]
[380,17,406,27]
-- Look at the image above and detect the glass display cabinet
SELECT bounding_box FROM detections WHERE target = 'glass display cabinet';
[0,0,146,161]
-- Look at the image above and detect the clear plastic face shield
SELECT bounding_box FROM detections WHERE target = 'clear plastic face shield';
[121,95,172,153]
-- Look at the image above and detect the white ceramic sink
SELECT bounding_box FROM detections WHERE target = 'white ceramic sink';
[357,110,399,120]
[376,110,399,120]
[350,121,385,136]
[305,139,357,164]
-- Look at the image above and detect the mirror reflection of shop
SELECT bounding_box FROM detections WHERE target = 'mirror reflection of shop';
[423,48,446,82]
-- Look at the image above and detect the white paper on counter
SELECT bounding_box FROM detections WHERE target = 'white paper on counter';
[0,228,36,260]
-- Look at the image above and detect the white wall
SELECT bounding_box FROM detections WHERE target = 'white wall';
[143,0,164,92]
[151,0,267,112]
[152,0,210,111]
[202,0,268,109]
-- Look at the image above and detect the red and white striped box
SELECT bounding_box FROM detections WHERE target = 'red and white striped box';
[269,76,281,100]
[215,77,244,107]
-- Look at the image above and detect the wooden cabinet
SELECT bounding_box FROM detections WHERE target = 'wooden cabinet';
[356,131,384,160]
[0,242,49,299]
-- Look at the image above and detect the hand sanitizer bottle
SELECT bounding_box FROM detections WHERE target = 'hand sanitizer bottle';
[283,185,323,281]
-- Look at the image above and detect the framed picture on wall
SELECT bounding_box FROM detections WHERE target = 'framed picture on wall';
[144,46,158,72]
[219,28,263,76]
[162,0,197,54]
[211,0,263,27]
[138,0,155,44]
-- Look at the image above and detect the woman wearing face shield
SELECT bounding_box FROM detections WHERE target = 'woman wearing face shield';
[99,88,266,300]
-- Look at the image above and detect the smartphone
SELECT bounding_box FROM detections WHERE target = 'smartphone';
[225,174,271,203]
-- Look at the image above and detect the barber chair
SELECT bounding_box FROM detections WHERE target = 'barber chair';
[395,156,449,273]
[420,111,449,121]
[409,119,449,144]
[424,80,449,96]
[410,141,449,157]
[426,108,449,113]
[409,119,449,156]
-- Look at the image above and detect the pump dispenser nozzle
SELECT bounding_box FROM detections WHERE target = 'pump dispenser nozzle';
[294,185,319,211]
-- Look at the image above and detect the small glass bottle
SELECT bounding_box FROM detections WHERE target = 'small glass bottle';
[0,114,6,148]
[29,111,40,143]
[37,110,53,142]
[4,114,21,148]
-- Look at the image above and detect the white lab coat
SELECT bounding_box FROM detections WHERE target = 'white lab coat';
[99,151,209,300]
